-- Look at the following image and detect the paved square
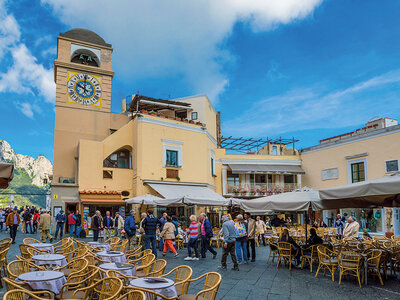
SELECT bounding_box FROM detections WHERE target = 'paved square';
[2,231,400,299]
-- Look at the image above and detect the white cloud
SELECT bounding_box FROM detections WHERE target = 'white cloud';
[0,0,55,117]
[223,70,400,136]
[41,0,322,103]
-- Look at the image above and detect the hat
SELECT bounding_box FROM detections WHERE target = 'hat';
[130,209,136,215]
[221,215,229,223]
[13,207,17,211]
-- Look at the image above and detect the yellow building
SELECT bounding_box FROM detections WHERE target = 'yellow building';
[301,117,400,234]
[50,29,305,226]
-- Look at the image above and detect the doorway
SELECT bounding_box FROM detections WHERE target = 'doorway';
[65,203,78,233]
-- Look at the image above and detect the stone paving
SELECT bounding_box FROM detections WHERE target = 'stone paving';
[1,230,400,299]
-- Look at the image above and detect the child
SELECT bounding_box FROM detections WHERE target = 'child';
[184,215,199,261]
[160,216,179,257]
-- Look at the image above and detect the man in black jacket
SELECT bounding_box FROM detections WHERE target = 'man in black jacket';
[142,209,162,257]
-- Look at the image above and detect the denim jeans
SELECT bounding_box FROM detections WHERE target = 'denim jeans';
[145,235,157,257]
[188,237,199,258]
[158,238,164,251]
[235,240,248,263]
[25,222,32,234]
[54,223,64,239]
[69,224,75,237]
[76,225,81,237]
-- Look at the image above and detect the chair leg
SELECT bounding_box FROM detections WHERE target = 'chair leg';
[331,266,335,282]
[339,268,343,285]
[276,256,281,269]
[315,264,321,278]
[377,269,384,286]
[267,251,271,264]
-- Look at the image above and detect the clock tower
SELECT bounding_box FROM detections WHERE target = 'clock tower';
[52,29,115,208]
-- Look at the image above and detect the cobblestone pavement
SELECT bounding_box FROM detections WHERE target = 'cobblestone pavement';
[1,230,400,299]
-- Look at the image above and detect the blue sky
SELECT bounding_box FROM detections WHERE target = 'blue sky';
[1,0,400,161]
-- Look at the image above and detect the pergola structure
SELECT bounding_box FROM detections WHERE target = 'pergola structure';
[127,94,192,112]
[219,136,299,154]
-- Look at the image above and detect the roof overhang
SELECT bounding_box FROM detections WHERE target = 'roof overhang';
[81,199,126,205]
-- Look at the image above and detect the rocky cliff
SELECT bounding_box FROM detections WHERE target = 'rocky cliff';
[0,140,52,186]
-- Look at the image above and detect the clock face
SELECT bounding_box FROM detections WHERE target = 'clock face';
[67,72,102,106]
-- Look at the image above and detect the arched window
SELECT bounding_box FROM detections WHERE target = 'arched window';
[103,149,131,169]
[71,49,100,67]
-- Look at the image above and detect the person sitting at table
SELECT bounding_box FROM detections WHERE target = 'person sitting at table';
[312,221,319,228]
[279,228,301,265]
[304,228,323,248]
[160,216,179,257]
[343,216,360,241]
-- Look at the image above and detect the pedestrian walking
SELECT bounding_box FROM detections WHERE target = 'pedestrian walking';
[92,211,102,242]
[32,210,40,233]
[255,216,267,246]
[158,212,167,252]
[234,214,248,264]
[54,210,66,240]
[219,214,239,271]
[334,214,343,238]
[184,215,199,261]
[199,213,217,259]
[244,212,256,261]
[67,211,76,237]
[0,208,5,231]
[124,210,138,251]
[160,216,179,257]
[139,212,147,246]
[75,210,82,237]
[6,207,21,244]
[142,209,162,258]
[103,211,113,240]
[38,211,53,242]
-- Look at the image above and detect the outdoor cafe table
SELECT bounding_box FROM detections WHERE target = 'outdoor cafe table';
[32,254,67,268]
[87,241,111,251]
[99,262,135,276]
[30,243,54,254]
[17,271,66,294]
[130,277,177,300]
[96,251,126,263]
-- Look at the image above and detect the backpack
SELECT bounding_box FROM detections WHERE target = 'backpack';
[234,222,247,238]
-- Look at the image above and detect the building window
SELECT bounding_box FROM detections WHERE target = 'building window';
[110,129,117,135]
[166,150,179,167]
[103,149,131,168]
[175,110,187,119]
[351,162,365,183]
[211,157,215,176]
[385,160,399,173]
[271,145,278,155]
[191,112,198,120]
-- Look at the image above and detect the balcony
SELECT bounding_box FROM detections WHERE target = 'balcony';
[226,183,300,197]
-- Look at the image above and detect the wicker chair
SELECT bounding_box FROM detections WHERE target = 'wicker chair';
[178,272,221,300]
[276,242,298,271]
[56,266,101,299]
[105,270,137,286]
[128,251,154,266]
[266,239,279,264]
[4,289,53,300]
[112,240,128,252]
[0,247,9,287]
[367,250,384,286]
[160,265,192,296]
[125,286,177,299]
[84,253,110,266]
[136,258,166,278]
[3,278,53,299]
[73,277,124,300]
[7,260,45,280]
[125,245,143,257]
[0,238,13,246]
[26,246,50,258]
[315,245,338,282]
[105,237,120,245]
[22,238,41,245]
[176,236,185,250]
[301,244,320,273]
[115,290,146,300]
[338,251,364,288]
[134,254,156,276]
[127,249,152,261]
[53,257,88,278]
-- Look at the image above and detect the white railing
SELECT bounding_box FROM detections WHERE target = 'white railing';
[226,183,299,196]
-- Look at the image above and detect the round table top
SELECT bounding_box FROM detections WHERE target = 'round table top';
[31,254,65,261]
[88,242,108,245]
[97,251,124,257]
[99,262,134,271]
[31,243,53,248]
[130,277,174,290]
[18,271,65,282]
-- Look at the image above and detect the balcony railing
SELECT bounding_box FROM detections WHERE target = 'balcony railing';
[226,183,300,197]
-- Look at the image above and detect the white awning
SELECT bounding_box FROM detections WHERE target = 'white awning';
[228,164,305,174]
[147,183,230,206]
[125,194,164,205]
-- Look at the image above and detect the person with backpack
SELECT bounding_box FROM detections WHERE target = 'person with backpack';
[54,210,66,240]
[23,208,33,234]
[124,210,138,251]
[234,214,248,264]
[74,210,82,238]
[68,211,76,237]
